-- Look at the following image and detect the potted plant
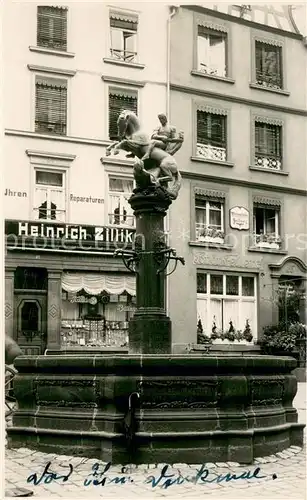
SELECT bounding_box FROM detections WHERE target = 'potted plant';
[225,321,235,342]
[243,319,253,343]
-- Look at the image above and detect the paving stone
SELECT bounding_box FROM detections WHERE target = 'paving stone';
[289,445,302,452]
[253,457,267,464]
[202,462,217,468]
[226,461,240,467]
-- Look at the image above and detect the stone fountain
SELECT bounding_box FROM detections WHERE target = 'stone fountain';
[8,111,304,464]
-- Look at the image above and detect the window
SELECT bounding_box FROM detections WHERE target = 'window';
[195,196,224,243]
[197,26,227,77]
[34,169,66,222]
[255,41,282,90]
[20,301,39,332]
[108,88,138,140]
[197,272,257,338]
[14,268,48,290]
[253,205,281,248]
[109,12,138,62]
[197,111,226,161]
[255,122,282,170]
[108,177,134,227]
[37,6,67,51]
[35,77,67,135]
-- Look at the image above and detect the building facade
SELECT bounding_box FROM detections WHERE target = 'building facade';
[168,4,307,349]
[4,2,170,354]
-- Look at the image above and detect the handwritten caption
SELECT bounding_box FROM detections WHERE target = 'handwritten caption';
[27,462,275,489]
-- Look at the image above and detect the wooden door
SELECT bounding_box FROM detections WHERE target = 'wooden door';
[14,293,47,355]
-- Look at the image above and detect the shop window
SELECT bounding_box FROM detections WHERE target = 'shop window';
[34,169,66,222]
[37,6,68,51]
[109,11,138,62]
[255,122,282,170]
[255,41,282,90]
[197,272,257,337]
[253,205,281,249]
[108,88,138,140]
[61,290,136,347]
[197,26,227,77]
[35,76,67,135]
[14,267,48,290]
[108,176,135,227]
[195,196,224,243]
[197,110,227,161]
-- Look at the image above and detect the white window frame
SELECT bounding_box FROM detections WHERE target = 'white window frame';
[108,9,139,63]
[197,27,227,78]
[107,174,135,228]
[195,198,224,243]
[33,167,67,223]
[253,205,280,249]
[197,272,258,340]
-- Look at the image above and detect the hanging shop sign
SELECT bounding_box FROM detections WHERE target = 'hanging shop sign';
[5,219,136,252]
[229,206,249,230]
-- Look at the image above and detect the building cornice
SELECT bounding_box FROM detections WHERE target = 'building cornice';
[181,170,307,197]
[170,83,307,116]
[181,5,304,41]
[5,129,111,147]
[27,64,76,77]
[29,46,75,58]
[100,156,134,168]
[102,75,145,87]
[26,150,76,162]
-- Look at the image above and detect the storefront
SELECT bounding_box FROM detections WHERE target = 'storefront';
[61,272,136,348]
[5,219,136,354]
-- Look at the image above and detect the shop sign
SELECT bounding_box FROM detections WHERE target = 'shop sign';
[229,206,249,230]
[5,219,136,252]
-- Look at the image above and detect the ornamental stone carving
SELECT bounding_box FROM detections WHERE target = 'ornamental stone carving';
[282,263,302,275]
[194,187,226,199]
[196,18,229,33]
[254,116,284,127]
[253,195,282,206]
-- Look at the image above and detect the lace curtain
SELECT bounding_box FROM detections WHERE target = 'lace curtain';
[62,273,136,296]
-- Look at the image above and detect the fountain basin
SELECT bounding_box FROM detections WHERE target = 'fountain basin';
[8,354,304,464]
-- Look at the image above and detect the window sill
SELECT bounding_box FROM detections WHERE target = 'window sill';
[191,70,235,84]
[249,83,290,96]
[248,246,287,255]
[103,58,145,70]
[249,166,289,176]
[191,156,234,168]
[189,241,233,250]
[29,46,75,58]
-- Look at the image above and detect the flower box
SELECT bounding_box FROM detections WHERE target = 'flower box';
[198,236,224,244]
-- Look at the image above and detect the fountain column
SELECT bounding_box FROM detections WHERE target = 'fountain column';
[128,191,172,354]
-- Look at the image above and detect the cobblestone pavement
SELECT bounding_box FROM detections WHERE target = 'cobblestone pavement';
[5,384,306,499]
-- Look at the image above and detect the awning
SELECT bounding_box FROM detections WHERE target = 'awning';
[62,273,136,296]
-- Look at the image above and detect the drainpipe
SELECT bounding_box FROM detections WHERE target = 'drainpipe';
[166,5,178,118]
[165,5,178,324]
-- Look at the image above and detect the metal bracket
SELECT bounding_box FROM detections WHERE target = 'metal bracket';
[113,249,140,273]
[154,247,185,276]
[113,247,185,276]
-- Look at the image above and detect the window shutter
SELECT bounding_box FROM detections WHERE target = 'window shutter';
[197,111,226,148]
[35,78,67,135]
[37,6,68,51]
[255,41,282,88]
[108,91,138,140]
[255,122,281,157]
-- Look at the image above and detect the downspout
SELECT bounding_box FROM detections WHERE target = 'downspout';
[166,5,178,117]
[165,5,178,323]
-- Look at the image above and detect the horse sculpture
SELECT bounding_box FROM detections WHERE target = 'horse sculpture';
[105,110,183,200]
